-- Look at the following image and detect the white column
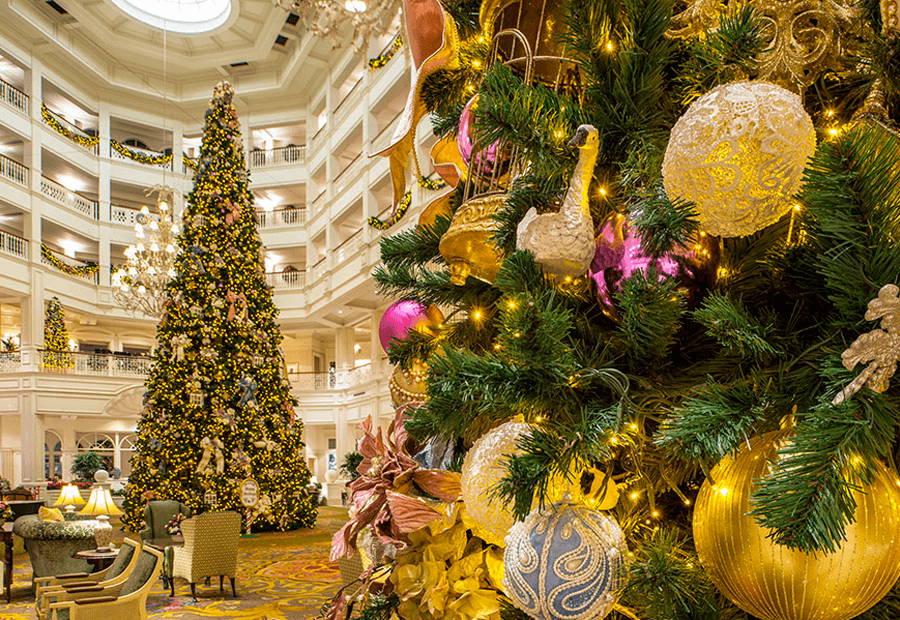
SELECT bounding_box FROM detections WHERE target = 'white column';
[335,327,355,371]
[113,432,122,471]
[20,393,43,482]
[370,309,383,379]
[98,104,111,290]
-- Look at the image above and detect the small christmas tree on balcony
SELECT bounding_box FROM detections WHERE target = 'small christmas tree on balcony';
[44,296,72,370]
[122,82,316,532]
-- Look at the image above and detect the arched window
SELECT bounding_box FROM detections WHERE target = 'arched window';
[77,433,115,472]
[117,434,137,478]
[44,431,63,480]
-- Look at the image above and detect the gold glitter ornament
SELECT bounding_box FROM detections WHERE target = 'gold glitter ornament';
[693,428,900,620]
[389,358,429,406]
[662,81,816,238]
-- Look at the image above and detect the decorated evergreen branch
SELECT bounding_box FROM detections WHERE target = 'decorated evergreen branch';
[41,244,100,278]
[122,82,316,533]
[41,104,100,149]
[44,297,72,370]
[110,140,174,166]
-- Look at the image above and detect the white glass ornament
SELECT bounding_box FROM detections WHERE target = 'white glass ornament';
[662,80,816,237]
[504,502,627,620]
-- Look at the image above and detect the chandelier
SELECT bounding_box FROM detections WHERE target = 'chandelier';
[273,0,401,50]
[112,186,180,318]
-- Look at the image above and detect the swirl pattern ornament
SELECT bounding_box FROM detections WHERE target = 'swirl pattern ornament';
[503,502,627,620]
[662,81,816,238]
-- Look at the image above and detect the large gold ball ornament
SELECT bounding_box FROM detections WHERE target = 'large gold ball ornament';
[389,359,429,406]
[662,81,816,238]
[439,195,506,285]
[693,429,900,620]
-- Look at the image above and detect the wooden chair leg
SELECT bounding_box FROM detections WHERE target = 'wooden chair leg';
[230,576,236,597]
[190,582,197,601]
[219,576,224,592]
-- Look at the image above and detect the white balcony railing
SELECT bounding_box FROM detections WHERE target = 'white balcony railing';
[335,228,363,263]
[0,154,28,187]
[41,177,99,219]
[289,363,374,391]
[265,270,306,290]
[0,230,27,259]
[0,78,28,114]
[0,351,21,372]
[255,206,307,229]
[111,204,140,225]
[39,350,152,377]
[110,143,173,170]
[309,257,326,282]
[249,145,305,169]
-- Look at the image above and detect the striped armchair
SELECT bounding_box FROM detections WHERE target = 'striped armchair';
[170,511,240,600]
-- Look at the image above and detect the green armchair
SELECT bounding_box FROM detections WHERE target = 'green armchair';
[138,500,191,540]
[13,515,98,586]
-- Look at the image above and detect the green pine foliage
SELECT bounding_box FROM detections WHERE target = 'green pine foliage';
[44,297,72,369]
[374,0,900,614]
[122,83,316,533]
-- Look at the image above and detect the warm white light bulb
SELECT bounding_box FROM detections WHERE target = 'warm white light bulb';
[149,220,159,231]
[171,224,179,234]
[137,285,146,294]
[158,200,169,211]
[165,243,176,253]
[167,267,176,277]
[136,243,145,252]
[345,0,366,11]
[128,267,138,277]
[140,206,150,215]
[147,266,157,275]
[150,243,159,252]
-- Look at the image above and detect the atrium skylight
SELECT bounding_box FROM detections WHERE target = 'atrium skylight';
[108,0,232,34]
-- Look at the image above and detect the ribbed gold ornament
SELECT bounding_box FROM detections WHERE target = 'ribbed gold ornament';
[439,195,506,285]
[693,429,900,620]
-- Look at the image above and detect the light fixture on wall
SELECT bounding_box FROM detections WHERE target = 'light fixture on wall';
[273,0,400,50]
[112,186,181,318]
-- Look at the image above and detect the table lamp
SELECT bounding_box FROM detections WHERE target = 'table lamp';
[79,487,123,552]
[52,484,85,514]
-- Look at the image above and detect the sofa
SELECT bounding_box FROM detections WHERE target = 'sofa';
[13,514,98,584]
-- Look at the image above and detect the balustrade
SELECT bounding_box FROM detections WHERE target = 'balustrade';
[0,351,21,372]
[0,78,28,114]
[288,363,374,391]
[0,230,27,259]
[110,204,140,225]
[335,228,363,263]
[38,349,151,377]
[41,177,98,219]
[249,145,305,169]
[0,154,27,187]
[265,270,307,290]
[254,206,307,228]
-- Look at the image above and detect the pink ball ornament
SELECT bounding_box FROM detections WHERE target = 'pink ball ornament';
[379,300,445,353]
[589,215,711,310]
[457,96,501,169]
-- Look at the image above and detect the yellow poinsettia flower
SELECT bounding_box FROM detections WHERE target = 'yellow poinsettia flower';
[446,588,501,620]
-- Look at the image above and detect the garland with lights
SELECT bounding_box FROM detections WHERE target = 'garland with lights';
[183,155,198,171]
[41,244,99,277]
[368,190,411,230]
[417,175,446,190]
[41,104,100,150]
[111,140,173,166]
[368,34,403,70]
[122,81,316,534]
[44,296,73,371]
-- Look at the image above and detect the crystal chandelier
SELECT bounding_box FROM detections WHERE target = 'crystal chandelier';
[112,186,180,318]
[274,0,401,50]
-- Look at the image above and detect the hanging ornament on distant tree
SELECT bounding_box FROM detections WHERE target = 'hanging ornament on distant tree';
[693,427,900,620]
[504,501,627,620]
[662,81,816,238]
[379,300,445,353]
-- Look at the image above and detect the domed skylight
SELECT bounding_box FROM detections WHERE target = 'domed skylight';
[109,0,232,34]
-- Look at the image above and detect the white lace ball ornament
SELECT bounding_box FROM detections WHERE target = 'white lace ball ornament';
[504,502,627,620]
[460,421,532,546]
[662,81,816,238]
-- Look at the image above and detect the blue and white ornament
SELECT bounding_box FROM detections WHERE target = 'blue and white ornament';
[503,502,627,620]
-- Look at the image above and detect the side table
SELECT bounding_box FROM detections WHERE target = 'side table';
[0,522,12,602]
[74,548,119,572]
[144,537,183,591]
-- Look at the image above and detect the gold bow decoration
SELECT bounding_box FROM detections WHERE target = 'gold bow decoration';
[169,334,191,362]
[833,284,900,405]
[225,290,249,321]
[253,438,280,452]
[196,436,226,474]
[371,0,460,214]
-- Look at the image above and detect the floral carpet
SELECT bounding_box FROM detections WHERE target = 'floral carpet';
[0,506,347,620]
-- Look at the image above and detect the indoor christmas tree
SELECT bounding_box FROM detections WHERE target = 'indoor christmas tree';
[44,296,72,370]
[328,0,900,619]
[122,82,316,532]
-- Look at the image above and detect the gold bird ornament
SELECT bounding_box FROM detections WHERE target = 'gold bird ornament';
[516,125,599,280]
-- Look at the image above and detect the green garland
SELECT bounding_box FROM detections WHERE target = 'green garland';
[111,140,174,166]
[368,191,412,230]
[369,35,403,70]
[183,155,198,170]
[41,244,99,277]
[41,103,99,150]
[418,175,447,190]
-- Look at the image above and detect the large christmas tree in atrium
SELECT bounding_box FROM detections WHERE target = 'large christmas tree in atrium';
[44,296,72,370]
[123,82,316,532]
[328,0,900,619]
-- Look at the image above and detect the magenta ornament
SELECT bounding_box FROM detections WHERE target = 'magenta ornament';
[379,300,445,353]
[589,216,699,309]
[457,96,500,169]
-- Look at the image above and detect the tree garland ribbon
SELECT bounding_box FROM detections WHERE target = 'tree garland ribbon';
[41,244,99,277]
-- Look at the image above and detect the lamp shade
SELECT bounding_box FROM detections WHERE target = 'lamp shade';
[79,487,123,517]
[53,484,86,507]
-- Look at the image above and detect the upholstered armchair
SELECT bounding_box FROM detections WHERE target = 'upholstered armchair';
[138,500,191,540]
[13,515,98,585]
[47,545,163,620]
[35,538,141,620]
[170,511,240,599]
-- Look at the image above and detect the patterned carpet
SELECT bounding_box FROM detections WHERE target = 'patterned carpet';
[0,506,347,620]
